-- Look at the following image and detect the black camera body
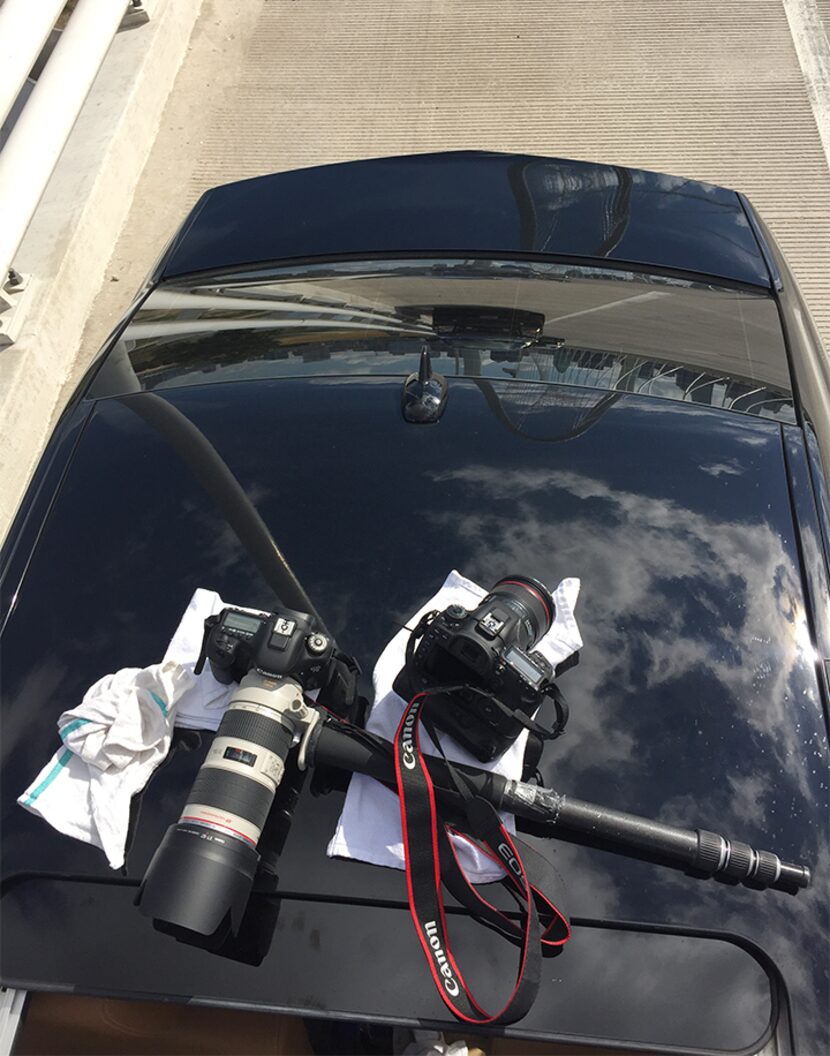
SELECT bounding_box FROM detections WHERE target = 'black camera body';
[196,605,334,689]
[393,576,559,761]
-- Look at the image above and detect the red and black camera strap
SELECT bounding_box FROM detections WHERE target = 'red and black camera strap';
[393,692,570,1025]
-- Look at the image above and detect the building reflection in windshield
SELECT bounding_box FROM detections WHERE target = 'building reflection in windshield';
[95,259,795,423]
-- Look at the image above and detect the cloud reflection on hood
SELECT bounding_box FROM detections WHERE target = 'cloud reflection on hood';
[425,451,828,1051]
[428,462,826,806]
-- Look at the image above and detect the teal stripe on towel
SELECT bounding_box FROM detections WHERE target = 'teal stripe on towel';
[22,748,73,806]
[59,717,91,742]
[150,691,168,716]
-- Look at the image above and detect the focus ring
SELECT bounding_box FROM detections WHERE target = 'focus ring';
[218,708,292,751]
[187,768,274,831]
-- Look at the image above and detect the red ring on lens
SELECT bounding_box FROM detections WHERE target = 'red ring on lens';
[496,577,554,630]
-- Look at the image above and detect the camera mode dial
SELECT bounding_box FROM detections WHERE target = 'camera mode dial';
[307,633,329,656]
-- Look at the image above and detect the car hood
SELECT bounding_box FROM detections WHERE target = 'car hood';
[1,377,828,1051]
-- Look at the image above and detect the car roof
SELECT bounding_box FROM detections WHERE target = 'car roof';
[158,151,772,287]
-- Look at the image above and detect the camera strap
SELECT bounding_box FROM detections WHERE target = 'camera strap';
[394,693,570,1025]
[482,682,570,743]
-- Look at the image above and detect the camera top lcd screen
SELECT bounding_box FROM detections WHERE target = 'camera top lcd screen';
[505,647,545,687]
[223,611,264,635]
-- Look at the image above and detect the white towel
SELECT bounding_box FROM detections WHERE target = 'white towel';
[327,570,582,883]
[18,662,194,868]
[17,589,266,867]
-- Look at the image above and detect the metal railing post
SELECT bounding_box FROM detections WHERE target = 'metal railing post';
[0,0,128,316]
[0,0,66,127]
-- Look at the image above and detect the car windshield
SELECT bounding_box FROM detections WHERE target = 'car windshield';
[93,258,795,422]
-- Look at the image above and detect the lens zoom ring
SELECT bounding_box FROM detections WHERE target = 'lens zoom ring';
[187,768,274,831]
[218,709,293,752]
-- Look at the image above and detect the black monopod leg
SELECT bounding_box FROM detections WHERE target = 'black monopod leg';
[308,723,811,893]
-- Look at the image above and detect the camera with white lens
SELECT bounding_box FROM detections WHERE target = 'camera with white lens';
[137,605,334,939]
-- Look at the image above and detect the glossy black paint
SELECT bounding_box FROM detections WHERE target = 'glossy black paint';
[158,152,771,288]
[0,405,93,638]
[1,879,777,1055]
[743,198,830,528]
[2,379,828,1052]
[782,428,830,684]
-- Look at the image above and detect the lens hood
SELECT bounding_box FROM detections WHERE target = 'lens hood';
[136,822,259,937]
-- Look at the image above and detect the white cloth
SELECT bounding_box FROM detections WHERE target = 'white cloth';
[18,662,194,868]
[328,570,582,883]
[17,588,267,867]
[400,1031,473,1056]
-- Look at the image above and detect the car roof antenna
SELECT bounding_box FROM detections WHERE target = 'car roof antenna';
[402,344,448,424]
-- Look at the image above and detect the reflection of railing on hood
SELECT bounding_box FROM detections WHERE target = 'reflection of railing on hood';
[125,287,432,342]
[475,379,622,444]
[594,167,634,258]
[472,341,794,442]
[510,160,633,257]
[497,343,794,421]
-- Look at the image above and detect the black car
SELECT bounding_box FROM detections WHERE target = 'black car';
[2,152,829,1055]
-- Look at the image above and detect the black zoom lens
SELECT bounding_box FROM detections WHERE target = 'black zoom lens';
[137,674,303,938]
[489,575,555,648]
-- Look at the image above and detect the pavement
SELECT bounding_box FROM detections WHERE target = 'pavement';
[54,0,830,432]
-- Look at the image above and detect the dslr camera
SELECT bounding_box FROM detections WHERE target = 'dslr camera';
[139,604,343,939]
[393,576,564,761]
[195,605,334,687]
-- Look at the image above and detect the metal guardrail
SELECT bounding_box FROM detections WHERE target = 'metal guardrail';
[0,988,25,1056]
[0,0,144,345]
[0,0,65,127]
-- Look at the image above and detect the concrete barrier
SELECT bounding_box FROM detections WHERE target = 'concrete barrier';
[0,0,203,543]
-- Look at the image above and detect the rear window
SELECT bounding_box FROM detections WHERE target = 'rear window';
[93,259,794,422]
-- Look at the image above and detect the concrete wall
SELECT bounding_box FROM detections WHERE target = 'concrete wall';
[0,0,203,542]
